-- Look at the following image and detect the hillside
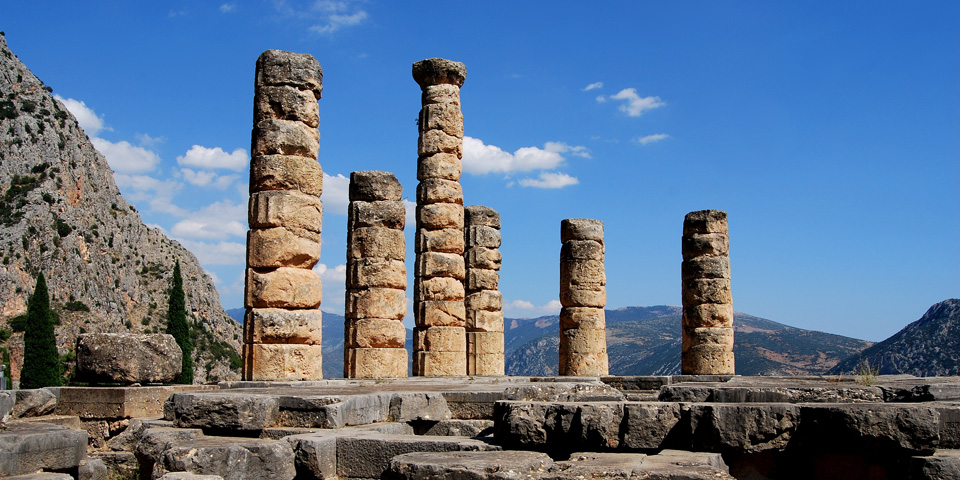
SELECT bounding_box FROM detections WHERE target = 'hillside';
[505,306,872,376]
[0,35,241,383]
[830,299,960,377]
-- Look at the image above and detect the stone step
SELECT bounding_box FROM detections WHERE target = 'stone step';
[0,422,87,477]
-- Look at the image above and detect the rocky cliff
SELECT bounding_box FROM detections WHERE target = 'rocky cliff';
[830,299,960,376]
[0,34,241,384]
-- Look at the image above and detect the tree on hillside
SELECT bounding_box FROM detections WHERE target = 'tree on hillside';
[21,272,62,388]
[166,260,193,384]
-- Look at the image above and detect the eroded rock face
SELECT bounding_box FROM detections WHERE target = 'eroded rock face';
[76,333,182,384]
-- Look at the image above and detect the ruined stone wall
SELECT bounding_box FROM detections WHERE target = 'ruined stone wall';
[681,209,734,375]
[344,171,407,378]
[559,219,609,376]
[464,206,504,376]
[411,58,468,376]
[243,50,325,381]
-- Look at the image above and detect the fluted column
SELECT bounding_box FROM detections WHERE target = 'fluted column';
[464,206,504,376]
[559,219,609,376]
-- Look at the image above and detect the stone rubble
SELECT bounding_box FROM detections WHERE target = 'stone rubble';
[558,219,609,376]
[464,206,505,376]
[243,49,325,381]
[412,58,469,377]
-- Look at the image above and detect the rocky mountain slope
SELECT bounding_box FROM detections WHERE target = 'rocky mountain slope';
[0,34,241,384]
[504,306,873,376]
[830,299,960,377]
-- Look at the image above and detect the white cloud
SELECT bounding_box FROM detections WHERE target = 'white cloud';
[544,141,591,159]
[54,95,107,136]
[403,199,416,231]
[583,82,603,91]
[175,239,246,265]
[518,172,579,189]
[180,168,240,189]
[219,3,236,13]
[322,172,350,215]
[315,262,347,314]
[595,95,607,103]
[463,136,589,175]
[92,137,162,174]
[113,173,187,217]
[635,133,670,145]
[309,0,368,35]
[504,299,562,318]
[609,88,666,117]
[170,200,247,240]
[136,133,164,147]
[177,145,248,171]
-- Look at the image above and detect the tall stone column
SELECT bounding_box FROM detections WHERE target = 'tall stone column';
[344,171,407,378]
[681,209,734,375]
[243,50,324,381]
[464,206,504,376]
[412,58,467,376]
[559,219,609,376]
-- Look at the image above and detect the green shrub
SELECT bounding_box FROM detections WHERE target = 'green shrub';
[64,300,89,312]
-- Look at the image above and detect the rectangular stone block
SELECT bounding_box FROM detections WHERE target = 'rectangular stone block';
[416,228,465,254]
[256,50,323,94]
[417,153,461,181]
[465,269,498,291]
[417,178,464,205]
[245,267,322,309]
[416,252,466,279]
[414,326,466,353]
[416,276,465,302]
[559,327,607,355]
[349,170,403,201]
[347,258,406,290]
[250,154,323,197]
[347,227,405,261]
[464,205,500,229]
[683,303,734,328]
[467,331,504,354]
[417,203,464,230]
[683,210,728,235]
[682,327,734,352]
[682,345,735,375]
[560,240,604,261]
[421,84,461,106]
[465,247,502,270]
[252,118,320,159]
[468,353,505,377]
[561,218,604,244]
[465,225,501,248]
[682,278,732,306]
[247,227,321,269]
[413,351,467,377]
[246,343,323,381]
[345,348,408,379]
[345,317,406,348]
[419,102,464,138]
[681,256,731,281]
[254,85,320,127]
[560,259,605,286]
[348,201,405,229]
[465,290,502,312]
[559,351,609,377]
[417,301,466,327]
[466,310,503,332]
[418,129,462,157]
[245,308,323,345]
[559,284,606,308]
[345,287,407,320]
[682,233,729,260]
[560,307,605,330]
[249,190,323,234]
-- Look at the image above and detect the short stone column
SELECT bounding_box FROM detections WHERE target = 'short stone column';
[464,206,504,376]
[681,210,734,375]
[411,58,468,376]
[243,50,325,381]
[559,219,609,376]
[344,171,408,378]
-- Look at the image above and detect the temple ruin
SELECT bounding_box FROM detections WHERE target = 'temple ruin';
[559,219,610,376]
[464,205,505,376]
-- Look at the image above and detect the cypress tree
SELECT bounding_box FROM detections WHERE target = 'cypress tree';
[166,260,193,384]
[21,272,61,388]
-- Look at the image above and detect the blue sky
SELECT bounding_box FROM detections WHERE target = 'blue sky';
[4,2,957,341]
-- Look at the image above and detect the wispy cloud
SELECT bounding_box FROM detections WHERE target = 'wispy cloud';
[635,133,670,145]
[308,0,368,34]
[583,82,603,91]
[219,3,236,13]
[596,88,666,117]
[518,172,579,189]
[177,145,248,171]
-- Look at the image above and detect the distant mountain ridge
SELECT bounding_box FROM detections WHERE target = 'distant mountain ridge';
[830,299,960,377]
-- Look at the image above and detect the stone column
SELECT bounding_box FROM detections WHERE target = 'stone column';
[243,50,324,381]
[464,206,504,376]
[681,210,735,375]
[412,58,467,376]
[559,219,609,376]
[344,171,408,378]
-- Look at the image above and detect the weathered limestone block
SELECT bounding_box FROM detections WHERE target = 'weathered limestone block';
[417,153,461,181]
[688,403,800,453]
[465,247,502,270]
[346,260,405,292]
[244,308,322,345]
[681,255,731,280]
[910,450,960,480]
[561,218,604,244]
[250,155,323,196]
[344,348,408,378]
[79,457,109,480]
[338,434,498,479]
[560,259,606,285]
[418,301,467,327]
[465,290,503,312]
[797,404,940,455]
[416,252,466,279]
[254,85,319,127]
[246,226,321,268]
[418,129,462,157]
[419,103,465,138]
[466,225,501,248]
[413,58,467,88]
[416,276,466,301]
[349,170,404,201]
[560,307,606,330]
[467,310,504,332]
[159,473,225,480]
[681,233,729,259]
[682,327,735,351]
[493,401,623,451]
[0,423,88,476]
[467,332,504,354]
[682,303,734,328]
[421,420,494,437]
[620,402,683,450]
[681,345,735,375]
[422,84,462,106]
[161,438,296,480]
[347,227,405,261]
[560,328,607,354]
[560,284,606,308]
[416,228,465,254]
[248,190,323,233]
[682,278,733,306]
[466,268,499,291]
[417,178,464,205]
[76,333,182,384]
[348,201,406,229]
[415,327,466,353]
[683,209,729,235]
[559,352,609,377]
[256,49,323,98]
[345,318,406,348]
[464,205,501,228]
[12,389,56,418]
[417,203,464,230]
[560,240,604,260]
[389,451,551,480]
[252,118,320,159]
[170,393,279,432]
[245,268,322,309]
[559,219,608,377]
[414,351,468,377]
[469,354,505,377]
[244,344,324,382]
[345,287,407,320]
